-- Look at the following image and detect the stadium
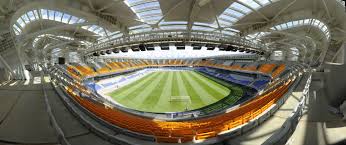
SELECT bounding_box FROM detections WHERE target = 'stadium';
[0,0,345,145]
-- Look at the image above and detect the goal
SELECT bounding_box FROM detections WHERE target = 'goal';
[169,96,191,110]
[170,96,191,102]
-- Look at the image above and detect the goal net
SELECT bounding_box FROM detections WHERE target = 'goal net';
[169,96,192,110]
[170,96,191,102]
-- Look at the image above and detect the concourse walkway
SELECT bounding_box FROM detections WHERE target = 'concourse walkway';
[287,81,346,145]
[0,79,58,144]
[223,75,307,145]
[0,73,114,145]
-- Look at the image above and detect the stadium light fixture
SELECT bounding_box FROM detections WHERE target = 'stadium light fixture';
[112,48,119,53]
[229,45,238,52]
[175,42,185,50]
[206,44,216,50]
[192,43,203,50]
[160,43,170,50]
[120,47,129,52]
[139,44,146,51]
[218,44,228,51]
[93,52,100,56]
[145,44,155,51]
[131,45,140,51]
[106,50,112,54]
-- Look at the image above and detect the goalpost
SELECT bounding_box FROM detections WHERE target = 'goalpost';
[169,96,192,111]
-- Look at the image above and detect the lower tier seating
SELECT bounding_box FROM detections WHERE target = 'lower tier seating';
[65,79,293,143]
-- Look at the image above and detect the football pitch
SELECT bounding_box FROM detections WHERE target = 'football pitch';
[107,71,231,113]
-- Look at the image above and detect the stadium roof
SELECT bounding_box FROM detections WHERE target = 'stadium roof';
[1,0,346,64]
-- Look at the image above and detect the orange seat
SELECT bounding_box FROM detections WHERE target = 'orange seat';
[156,136,180,143]
[258,64,276,74]
[272,64,286,78]
[195,131,216,140]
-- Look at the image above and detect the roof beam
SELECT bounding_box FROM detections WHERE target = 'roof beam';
[223,21,267,28]
[0,54,14,77]
[321,0,331,19]
[97,0,123,12]
[87,0,96,11]
[94,12,129,35]
[0,6,6,14]
[22,22,95,42]
[85,0,129,34]
[43,40,77,53]
[268,30,317,61]
[187,0,202,39]
[331,43,344,62]
[237,1,270,21]
[8,0,14,11]
[209,1,221,31]
[155,0,187,25]
[271,0,297,21]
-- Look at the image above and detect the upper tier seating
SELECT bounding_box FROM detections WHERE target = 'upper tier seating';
[271,64,286,78]
[198,68,253,87]
[67,64,97,78]
[258,64,276,74]
[97,67,112,74]
[106,62,118,70]
[64,60,287,81]
[241,65,258,71]
[66,65,82,80]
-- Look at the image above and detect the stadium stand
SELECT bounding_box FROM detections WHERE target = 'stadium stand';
[257,64,276,74]
[65,60,287,80]
[271,64,286,78]
[62,78,293,143]
[48,59,295,143]
[2,1,346,145]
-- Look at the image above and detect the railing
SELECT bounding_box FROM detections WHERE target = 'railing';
[263,73,311,145]
[87,30,267,54]
[40,70,71,145]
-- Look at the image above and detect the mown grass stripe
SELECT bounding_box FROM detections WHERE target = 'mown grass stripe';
[131,72,168,105]
[150,72,179,112]
[108,72,156,97]
[109,72,159,100]
[188,71,230,100]
[182,71,218,105]
[166,71,193,111]
[191,71,230,95]
[118,72,165,102]
[180,71,207,109]
[171,72,180,97]
[176,71,189,96]
[136,72,171,111]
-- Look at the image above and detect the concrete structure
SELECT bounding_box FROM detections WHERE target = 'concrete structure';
[0,0,345,144]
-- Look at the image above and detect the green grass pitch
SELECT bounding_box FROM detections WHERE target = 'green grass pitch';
[107,70,231,113]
